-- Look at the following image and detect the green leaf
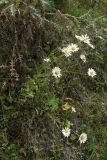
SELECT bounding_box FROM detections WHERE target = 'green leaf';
[46,93,59,110]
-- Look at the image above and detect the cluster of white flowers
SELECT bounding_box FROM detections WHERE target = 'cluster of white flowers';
[52,66,96,78]
[75,34,95,49]
[43,34,97,79]
[43,34,96,145]
[62,127,87,144]
[62,43,79,57]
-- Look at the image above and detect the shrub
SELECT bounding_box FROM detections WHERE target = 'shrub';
[0,0,107,160]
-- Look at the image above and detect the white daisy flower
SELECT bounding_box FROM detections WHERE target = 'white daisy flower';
[75,34,90,43]
[72,107,76,112]
[80,54,86,63]
[88,68,96,78]
[79,133,88,144]
[82,34,90,44]
[62,46,72,57]
[82,35,95,49]
[69,43,79,52]
[43,58,51,62]
[62,127,71,138]
[52,67,62,78]
[76,34,95,49]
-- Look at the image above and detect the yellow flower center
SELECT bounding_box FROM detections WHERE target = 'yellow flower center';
[81,135,85,140]
[64,49,68,53]
[65,129,69,134]
[55,70,60,75]
[63,49,70,54]
[90,71,94,75]
[71,47,76,51]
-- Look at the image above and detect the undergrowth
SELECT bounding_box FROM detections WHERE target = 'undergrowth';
[0,0,107,160]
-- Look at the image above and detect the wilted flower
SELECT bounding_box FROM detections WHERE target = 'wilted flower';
[80,54,86,63]
[43,58,51,62]
[62,127,71,137]
[62,46,72,57]
[88,68,96,78]
[79,133,87,144]
[63,102,71,110]
[52,67,61,78]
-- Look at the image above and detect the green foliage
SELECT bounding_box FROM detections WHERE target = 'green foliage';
[0,0,107,160]
[0,0,55,21]
[46,93,59,110]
